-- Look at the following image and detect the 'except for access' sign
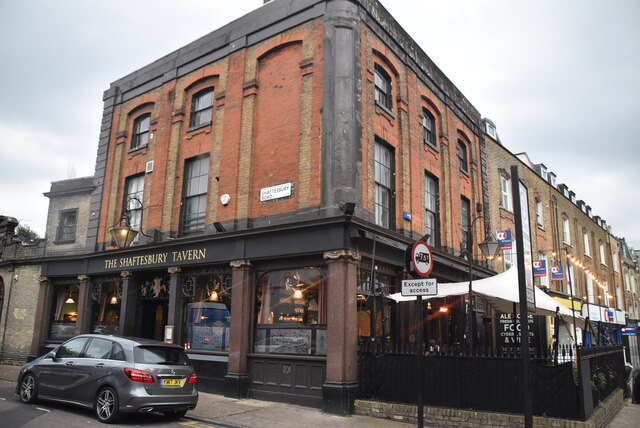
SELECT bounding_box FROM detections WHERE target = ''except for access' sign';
[401,278,438,297]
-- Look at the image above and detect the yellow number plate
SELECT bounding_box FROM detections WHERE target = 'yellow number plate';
[161,378,182,386]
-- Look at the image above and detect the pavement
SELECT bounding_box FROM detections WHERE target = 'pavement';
[3,362,640,427]
[0,363,404,427]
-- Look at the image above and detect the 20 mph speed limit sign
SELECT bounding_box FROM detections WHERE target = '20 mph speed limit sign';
[410,241,433,277]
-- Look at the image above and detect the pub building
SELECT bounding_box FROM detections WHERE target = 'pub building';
[30,0,500,414]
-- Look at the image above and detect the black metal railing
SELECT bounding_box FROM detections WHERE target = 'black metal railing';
[358,342,626,420]
[580,345,625,408]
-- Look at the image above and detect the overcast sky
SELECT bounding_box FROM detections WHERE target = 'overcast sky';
[1,0,639,249]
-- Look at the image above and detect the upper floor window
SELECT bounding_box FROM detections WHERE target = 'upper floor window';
[190,88,214,128]
[562,215,571,245]
[182,155,209,234]
[422,109,436,148]
[457,139,469,174]
[538,252,549,288]
[504,249,515,270]
[124,175,144,242]
[374,140,394,228]
[586,275,594,302]
[424,172,439,247]
[566,264,575,295]
[460,196,471,257]
[613,248,619,272]
[535,198,544,227]
[500,176,512,211]
[599,240,606,265]
[583,229,591,257]
[55,209,77,243]
[374,64,392,110]
[131,114,150,150]
[603,281,610,306]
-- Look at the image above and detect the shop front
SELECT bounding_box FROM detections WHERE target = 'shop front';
[32,220,489,412]
[28,221,366,411]
[582,303,626,346]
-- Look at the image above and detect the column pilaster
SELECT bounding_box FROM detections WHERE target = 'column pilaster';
[322,249,360,415]
[224,259,254,398]
[75,275,91,335]
[167,267,183,344]
[29,277,50,358]
[118,271,136,336]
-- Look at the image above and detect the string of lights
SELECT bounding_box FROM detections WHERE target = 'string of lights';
[495,245,613,302]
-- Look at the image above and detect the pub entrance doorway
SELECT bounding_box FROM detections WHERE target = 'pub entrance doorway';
[135,275,170,341]
[139,300,168,341]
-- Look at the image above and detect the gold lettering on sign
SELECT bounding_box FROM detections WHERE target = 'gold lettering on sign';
[103,248,207,270]
[171,248,207,262]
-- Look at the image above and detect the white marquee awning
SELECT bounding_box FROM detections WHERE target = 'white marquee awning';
[389,267,584,327]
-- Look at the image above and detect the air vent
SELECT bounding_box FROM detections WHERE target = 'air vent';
[145,161,154,173]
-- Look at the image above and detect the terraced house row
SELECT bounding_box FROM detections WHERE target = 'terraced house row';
[1,0,638,414]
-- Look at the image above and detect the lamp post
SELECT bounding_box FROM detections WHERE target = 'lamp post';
[108,196,149,248]
[466,216,502,354]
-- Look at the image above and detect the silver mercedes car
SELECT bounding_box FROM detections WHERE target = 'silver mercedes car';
[15,334,198,423]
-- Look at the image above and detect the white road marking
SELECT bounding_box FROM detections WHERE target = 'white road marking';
[36,407,51,412]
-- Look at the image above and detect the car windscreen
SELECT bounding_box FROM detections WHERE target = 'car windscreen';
[133,346,190,365]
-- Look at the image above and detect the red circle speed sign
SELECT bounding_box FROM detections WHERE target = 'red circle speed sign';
[411,240,433,277]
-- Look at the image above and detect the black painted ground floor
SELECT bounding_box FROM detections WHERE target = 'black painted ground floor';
[30,217,492,413]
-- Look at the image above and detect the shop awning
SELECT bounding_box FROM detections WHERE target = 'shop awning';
[389,267,585,327]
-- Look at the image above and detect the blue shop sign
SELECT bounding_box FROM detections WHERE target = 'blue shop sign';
[621,327,636,336]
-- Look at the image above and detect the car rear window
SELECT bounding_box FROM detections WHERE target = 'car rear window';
[133,346,190,365]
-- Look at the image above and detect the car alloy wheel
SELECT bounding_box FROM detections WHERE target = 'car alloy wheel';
[95,386,121,423]
[20,374,37,403]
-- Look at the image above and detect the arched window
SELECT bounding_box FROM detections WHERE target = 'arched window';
[189,88,214,128]
[583,229,591,257]
[131,113,150,149]
[374,64,392,110]
[457,139,469,174]
[535,198,544,227]
[562,215,571,245]
[500,174,512,212]
[422,109,436,148]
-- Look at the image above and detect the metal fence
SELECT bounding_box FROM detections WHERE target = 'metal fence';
[359,343,625,421]
[579,345,626,413]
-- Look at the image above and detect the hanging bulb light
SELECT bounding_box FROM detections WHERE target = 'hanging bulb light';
[293,289,303,300]
[65,288,75,304]
[110,294,118,305]
[209,290,219,302]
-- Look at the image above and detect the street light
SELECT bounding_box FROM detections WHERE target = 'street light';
[108,196,149,248]
[466,216,502,354]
